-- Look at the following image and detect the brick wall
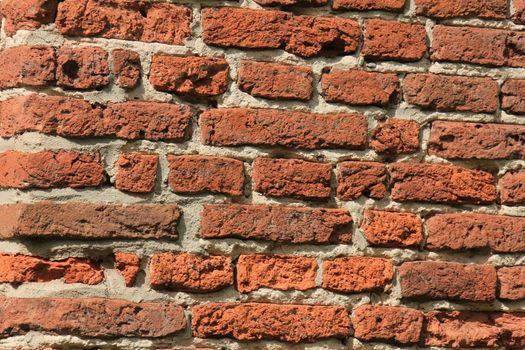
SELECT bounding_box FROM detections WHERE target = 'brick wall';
[0,0,524,349]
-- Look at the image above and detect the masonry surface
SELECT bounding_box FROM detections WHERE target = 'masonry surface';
[0,0,524,349]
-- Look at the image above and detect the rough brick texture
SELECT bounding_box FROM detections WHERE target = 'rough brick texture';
[200,204,353,244]
[201,108,367,150]
[192,303,351,342]
[2,0,525,348]
[236,255,317,292]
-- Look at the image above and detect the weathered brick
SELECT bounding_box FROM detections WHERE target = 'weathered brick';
[426,213,525,253]
[404,73,498,113]
[332,0,405,11]
[0,95,193,142]
[399,261,497,301]
[149,253,233,292]
[0,297,185,337]
[514,0,525,23]
[424,311,525,348]
[0,150,105,189]
[322,257,393,293]
[352,305,424,345]
[149,55,229,97]
[236,255,317,292]
[237,61,313,101]
[0,0,57,36]
[415,0,507,19]
[56,46,110,90]
[363,19,426,61]
[321,69,400,107]
[390,162,497,204]
[55,0,192,45]
[167,155,244,196]
[115,153,158,193]
[254,0,326,6]
[114,252,140,287]
[0,46,55,89]
[432,25,525,68]
[499,170,525,205]
[0,201,181,239]
[200,108,367,150]
[360,210,423,248]
[200,204,353,244]
[0,254,103,285]
[201,8,360,58]
[112,49,141,89]
[429,121,525,160]
[371,119,420,154]
[192,303,351,342]
[252,158,332,200]
[502,79,525,114]
[498,266,525,300]
[336,162,387,201]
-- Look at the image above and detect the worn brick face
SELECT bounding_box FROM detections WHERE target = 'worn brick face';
[360,210,423,248]
[415,0,507,19]
[336,162,387,200]
[200,108,367,150]
[200,204,353,244]
[502,79,525,114]
[499,170,525,205]
[321,69,400,107]
[363,19,426,61]
[192,303,351,342]
[237,255,317,292]
[371,119,420,154]
[149,253,233,292]
[322,257,393,293]
[56,47,110,90]
[115,153,158,193]
[390,162,497,204]
[112,49,141,89]
[237,61,313,101]
[498,266,525,300]
[114,252,140,287]
[332,0,405,11]
[0,46,55,89]
[0,0,57,35]
[399,261,497,301]
[253,158,332,200]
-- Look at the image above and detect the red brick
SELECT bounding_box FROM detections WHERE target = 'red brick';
[0,201,181,240]
[201,7,360,58]
[0,150,105,189]
[337,162,387,200]
[167,155,244,196]
[0,46,55,89]
[390,162,497,204]
[514,0,525,23]
[499,170,525,205]
[0,0,57,36]
[502,79,525,114]
[415,0,507,19]
[149,55,229,97]
[432,25,525,68]
[322,257,393,293]
[253,158,331,200]
[352,305,424,345]
[332,0,405,11]
[114,252,140,287]
[149,253,233,292]
[0,297,185,337]
[0,254,103,285]
[429,121,525,160]
[200,204,353,244]
[321,69,400,107]
[399,261,496,301]
[254,0,326,6]
[0,95,193,142]
[371,119,420,154]
[424,311,525,348]
[192,303,351,342]
[200,108,367,150]
[363,19,426,61]
[360,210,423,248]
[55,0,192,45]
[112,49,141,89]
[236,255,317,292]
[498,267,525,301]
[426,213,525,253]
[237,61,313,101]
[56,47,109,90]
[404,73,498,113]
[115,153,158,193]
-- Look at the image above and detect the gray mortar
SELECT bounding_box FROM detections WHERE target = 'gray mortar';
[0,0,524,348]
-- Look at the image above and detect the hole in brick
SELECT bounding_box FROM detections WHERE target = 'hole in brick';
[62,60,79,79]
